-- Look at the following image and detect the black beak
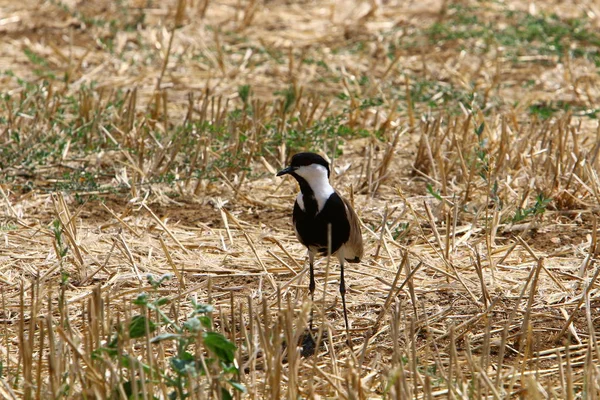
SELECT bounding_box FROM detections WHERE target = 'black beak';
[276,166,295,177]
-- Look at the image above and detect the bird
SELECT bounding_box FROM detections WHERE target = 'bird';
[277,152,363,344]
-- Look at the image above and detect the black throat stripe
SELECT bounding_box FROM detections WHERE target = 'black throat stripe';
[291,174,319,216]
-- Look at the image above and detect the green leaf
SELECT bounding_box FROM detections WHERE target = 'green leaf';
[426,184,442,201]
[281,86,296,114]
[221,388,233,400]
[199,316,212,329]
[228,380,247,393]
[147,273,173,289]
[133,293,149,306]
[129,315,157,338]
[155,297,169,307]
[184,317,202,333]
[238,85,250,104]
[122,380,139,398]
[170,352,199,376]
[191,302,214,314]
[120,356,152,374]
[475,122,485,136]
[91,346,118,360]
[221,362,238,374]
[150,333,182,343]
[203,332,236,364]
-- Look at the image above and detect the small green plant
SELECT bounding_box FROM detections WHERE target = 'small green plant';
[54,171,100,192]
[0,222,18,231]
[23,48,56,79]
[359,97,384,110]
[528,102,558,120]
[52,219,69,259]
[238,84,251,105]
[528,101,599,120]
[512,193,552,222]
[93,273,245,399]
[401,77,486,114]
[474,122,490,181]
[23,48,49,68]
[490,180,503,210]
[280,86,296,114]
[426,183,442,201]
[392,222,410,240]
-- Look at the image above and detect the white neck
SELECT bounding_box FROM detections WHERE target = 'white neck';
[294,164,334,213]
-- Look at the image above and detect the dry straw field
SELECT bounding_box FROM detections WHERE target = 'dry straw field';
[2,0,600,398]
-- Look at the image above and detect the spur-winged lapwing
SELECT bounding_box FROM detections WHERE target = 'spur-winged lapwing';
[277,152,363,343]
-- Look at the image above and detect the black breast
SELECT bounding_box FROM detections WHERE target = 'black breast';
[293,192,350,255]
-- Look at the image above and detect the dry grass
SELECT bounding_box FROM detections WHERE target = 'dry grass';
[2,0,600,398]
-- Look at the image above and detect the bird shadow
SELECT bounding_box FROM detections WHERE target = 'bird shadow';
[279,328,329,360]
[298,328,328,357]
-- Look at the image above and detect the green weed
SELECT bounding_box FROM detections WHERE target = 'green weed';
[93,274,245,399]
[512,193,552,222]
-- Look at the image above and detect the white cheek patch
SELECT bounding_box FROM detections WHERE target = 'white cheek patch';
[294,164,334,212]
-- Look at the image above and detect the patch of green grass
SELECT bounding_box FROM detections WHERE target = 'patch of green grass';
[0,223,18,232]
[331,40,368,56]
[359,96,384,109]
[23,48,56,79]
[275,86,297,114]
[54,171,100,192]
[238,84,251,105]
[270,114,369,157]
[528,102,558,120]
[0,74,380,194]
[528,101,599,120]
[302,57,330,71]
[0,81,128,188]
[392,222,410,241]
[251,44,285,65]
[400,77,489,114]
[49,0,147,56]
[374,6,600,116]
[0,68,432,196]
[427,4,489,43]
[23,48,48,68]
[426,4,600,65]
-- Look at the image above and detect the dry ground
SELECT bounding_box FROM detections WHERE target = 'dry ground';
[2,0,600,398]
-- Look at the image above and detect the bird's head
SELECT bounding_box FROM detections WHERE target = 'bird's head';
[276,152,331,183]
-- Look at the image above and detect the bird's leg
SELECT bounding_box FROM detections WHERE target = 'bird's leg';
[340,258,352,347]
[308,251,315,331]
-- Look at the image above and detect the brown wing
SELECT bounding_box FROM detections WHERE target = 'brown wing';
[339,193,364,263]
